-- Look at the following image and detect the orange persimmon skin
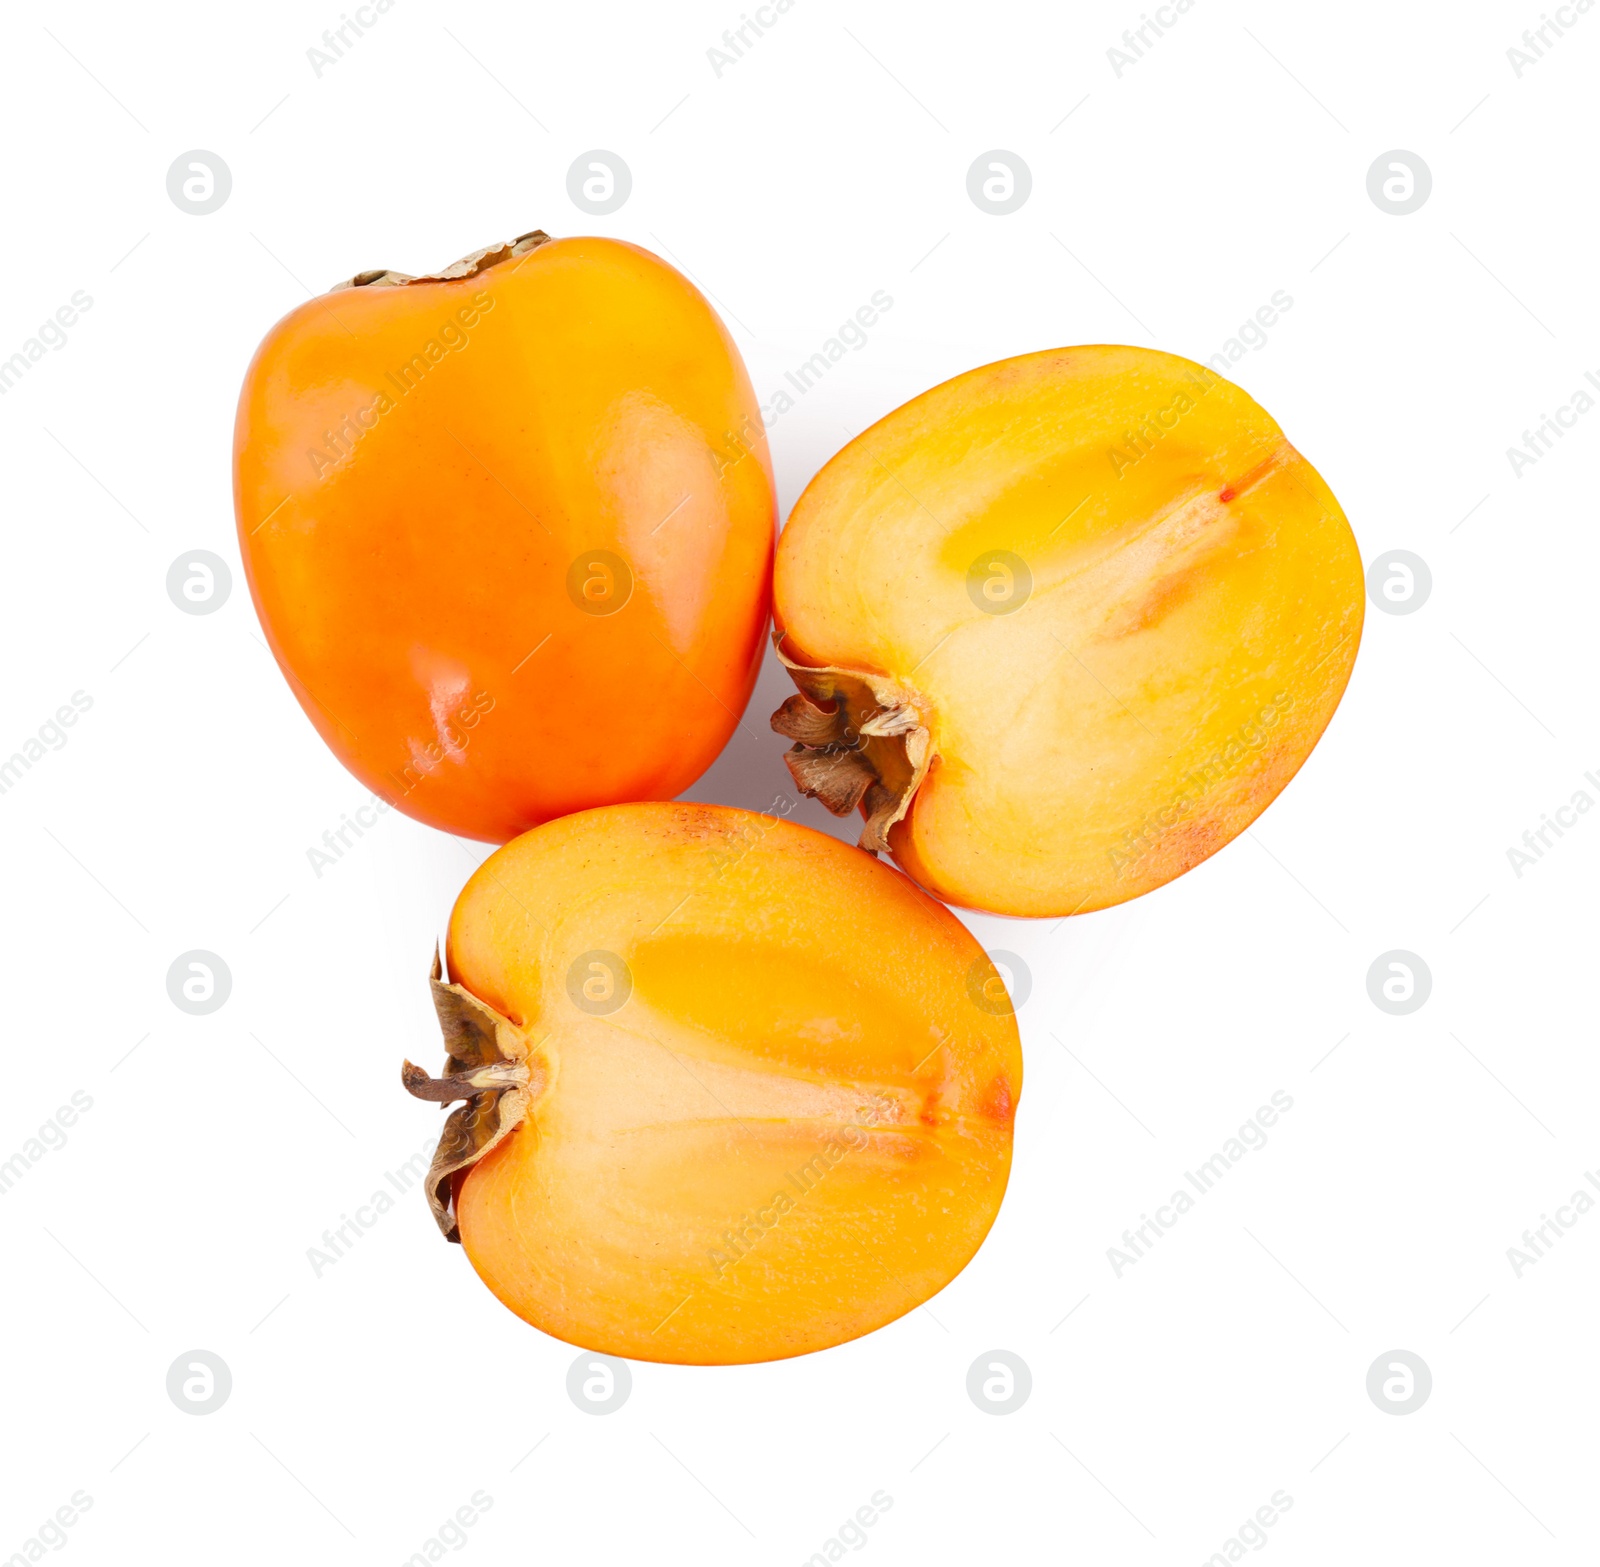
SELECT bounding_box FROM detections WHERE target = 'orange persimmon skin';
[447,803,1021,1366]
[234,236,774,842]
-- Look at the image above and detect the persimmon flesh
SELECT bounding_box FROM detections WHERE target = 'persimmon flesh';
[773,345,1363,917]
[405,802,1020,1365]
[234,232,774,842]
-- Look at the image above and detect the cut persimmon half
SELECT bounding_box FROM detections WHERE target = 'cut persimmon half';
[402,802,1021,1365]
[772,345,1363,917]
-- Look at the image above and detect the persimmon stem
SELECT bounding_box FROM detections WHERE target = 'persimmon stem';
[401,1058,531,1103]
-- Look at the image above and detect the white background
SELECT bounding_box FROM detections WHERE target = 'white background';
[2,0,1596,1562]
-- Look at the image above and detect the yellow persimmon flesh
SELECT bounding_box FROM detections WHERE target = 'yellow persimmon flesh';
[773,345,1364,917]
[437,802,1020,1365]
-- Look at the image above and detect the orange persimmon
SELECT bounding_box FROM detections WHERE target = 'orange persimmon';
[772,346,1363,917]
[234,231,774,842]
[401,802,1021,1365]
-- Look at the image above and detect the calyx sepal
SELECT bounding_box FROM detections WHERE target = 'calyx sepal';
[332,230,553,293]
[770,632,932,853]
[401,949,539,1243]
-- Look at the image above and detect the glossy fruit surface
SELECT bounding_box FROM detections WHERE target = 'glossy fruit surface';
[235,232,774,842]
[772,345,1363,917]
[419,802,1020,1365]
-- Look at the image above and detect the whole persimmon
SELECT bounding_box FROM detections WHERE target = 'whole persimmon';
[401,802,1020,1365]
[234,231,774,842]
[772,345,1363,917]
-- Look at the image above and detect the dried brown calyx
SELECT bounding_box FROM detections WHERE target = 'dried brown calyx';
[770,632,933,854]
[331,230,553,293]
[400,950,542,1242]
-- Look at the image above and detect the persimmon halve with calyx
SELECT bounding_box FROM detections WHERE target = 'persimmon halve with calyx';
[772,345,1364,918]
[234,230,774,843]
[400,802,1020,1366]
